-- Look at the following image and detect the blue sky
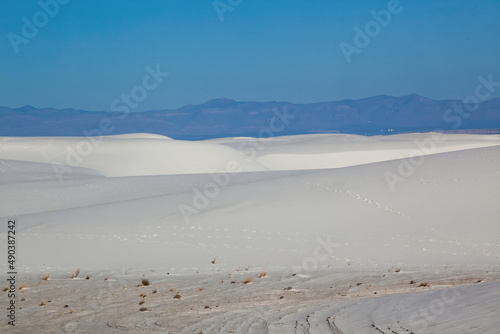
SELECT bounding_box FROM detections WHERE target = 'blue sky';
[1,0,499,111]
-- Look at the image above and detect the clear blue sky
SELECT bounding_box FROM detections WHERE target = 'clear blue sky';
[1,0,499,111]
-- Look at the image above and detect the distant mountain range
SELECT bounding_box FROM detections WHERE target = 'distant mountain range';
[1,94,499,139]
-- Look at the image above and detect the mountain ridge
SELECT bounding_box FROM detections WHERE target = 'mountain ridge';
[1,94,499,140]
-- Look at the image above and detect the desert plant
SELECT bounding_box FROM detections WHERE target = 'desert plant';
[71,269,80,279]
[141,278,150,286]
[139,307,149,312]
[42,273,50,281]
[258,272,267,278]
[173,294,182,299]
[2,287,8,292]
[85,276,90,280]
[139,300,145,305]
[418,282,430,287]
[18,284,29,290]
[243,277,253,284]
[211,257,217,264]
[40,301,46,306]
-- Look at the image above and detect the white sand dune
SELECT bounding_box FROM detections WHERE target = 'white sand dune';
[0,132,499,333]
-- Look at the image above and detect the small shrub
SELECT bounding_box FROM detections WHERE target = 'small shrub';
[284,286,293,290]
[152,289,157,294]
[139,300,145,305]
[243,277,253,284]
[2,287,8,292]
[410,280,416,284]
[141,278,150,286]
[71,269,80,279]
[40,301,46,306]
[139,307,149,312]
[19,284,29,290]
[104,277,109,281]
[173,294,182,299]
[42,273,50,281]
[85,276,90,280]
[169,288,175,292]
[258,272,267,278]
[199,287,204,291]
[418,282,430,287]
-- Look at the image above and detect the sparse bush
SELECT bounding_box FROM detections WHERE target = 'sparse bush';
[139,300,145,305]
[141,278,150,286]
[418,282,430,287]
[71,269,80,279]
[152,289,157,294]
[173,294,182,299]
[199,287,204,291]
[284,286,293,290]
[85,276,90,280]
[169,288,175,292]
[40,301,46,306]
[243,277,253,284]
[104,277,109,281]
[139,307,149,312]
[410,280,416,284]
[2,287,8,292]
[42,273,50,281]
[258,272,267,278]
[19,284,29,290]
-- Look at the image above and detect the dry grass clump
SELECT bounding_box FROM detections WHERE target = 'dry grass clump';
[243,277,253,284]
[139,307,149,312]
[199,287,204,291]
[85,276,90,280]
[71,269,80,279]
[139,300,145,305]
[2,287,8,292]
[152,289,157,294]
[42,273,50,281]
[104,277,109,281]
[169,288,175,292]
[258,272,267,278]
[40,301,46,306]
[141,278,150,286]
[18,284,29,291]
[173,294,182,299]
[418,282,430,287]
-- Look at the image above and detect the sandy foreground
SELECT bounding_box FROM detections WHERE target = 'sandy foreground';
[1,132,499,333]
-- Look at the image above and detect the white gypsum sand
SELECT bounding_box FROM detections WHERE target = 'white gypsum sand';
[0,133,499,333]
